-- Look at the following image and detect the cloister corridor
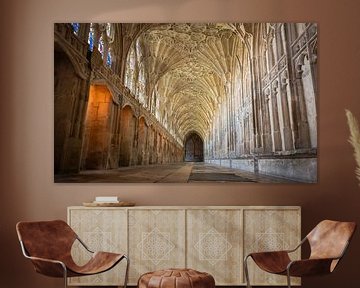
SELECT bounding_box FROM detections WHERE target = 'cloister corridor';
[55,162,296,183]
[55,23,317,183]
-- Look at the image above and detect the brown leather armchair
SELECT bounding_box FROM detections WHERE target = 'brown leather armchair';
[16,220,129,288]
[244,220,356,288]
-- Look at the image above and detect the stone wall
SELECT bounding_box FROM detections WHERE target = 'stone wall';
[204,23,317,182]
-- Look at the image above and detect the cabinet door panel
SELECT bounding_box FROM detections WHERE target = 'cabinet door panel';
[68,208,127,286]
[67,206,300,286]
[187,209,243,285]
[244,209,301,286]
[128,209,186,284]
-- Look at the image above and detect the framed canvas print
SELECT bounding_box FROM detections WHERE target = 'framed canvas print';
[54,23,317,183]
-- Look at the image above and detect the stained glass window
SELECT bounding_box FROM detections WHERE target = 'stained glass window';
[71,23,80,34]
[88,25,94,51]
[106,50,112,67]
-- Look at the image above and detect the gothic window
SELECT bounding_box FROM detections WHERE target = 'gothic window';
[107,49,112,67]
[138,65,146,105]
[106,23,114,41]
[98,35,104,56]
[125,46,136,92]
[124,37,151,104]
[154,92,160,121]
[71,23,80,35]
[88,25,94,51]
[136,40,146,106]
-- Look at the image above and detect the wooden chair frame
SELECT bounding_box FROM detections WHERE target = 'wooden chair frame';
[243,220,356,288]
[17,220,129,288]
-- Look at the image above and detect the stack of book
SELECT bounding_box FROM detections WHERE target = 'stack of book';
[93,196,119,204]
[82,196,135,207]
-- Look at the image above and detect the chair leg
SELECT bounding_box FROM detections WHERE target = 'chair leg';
[123,255,130,288]
[286,269,291,288]
[244,255,252,288]
[62,264,68,288]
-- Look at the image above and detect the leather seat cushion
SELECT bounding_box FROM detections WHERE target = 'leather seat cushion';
[138,268,215,288]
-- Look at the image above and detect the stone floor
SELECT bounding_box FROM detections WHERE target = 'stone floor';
[55,162,298,183]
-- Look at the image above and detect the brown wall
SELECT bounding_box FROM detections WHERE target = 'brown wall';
[1,0,360,287]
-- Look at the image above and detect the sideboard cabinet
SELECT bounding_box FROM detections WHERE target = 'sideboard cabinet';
[67,206,301,286]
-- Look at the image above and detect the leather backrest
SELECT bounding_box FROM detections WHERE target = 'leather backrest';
[16,220,77,261]
[307,220,356,259]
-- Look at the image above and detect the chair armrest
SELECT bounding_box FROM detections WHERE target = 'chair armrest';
[25,255,65,265]
[287,258,336,277]
[19,240,67,277]
[25,255,67,277]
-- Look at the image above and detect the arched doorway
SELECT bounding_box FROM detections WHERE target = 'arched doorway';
[184,133,204,162]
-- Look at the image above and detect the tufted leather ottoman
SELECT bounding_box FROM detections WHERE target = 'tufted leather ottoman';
[138,268,215,288]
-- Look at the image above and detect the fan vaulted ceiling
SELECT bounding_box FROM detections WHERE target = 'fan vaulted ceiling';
[133,23,250,142]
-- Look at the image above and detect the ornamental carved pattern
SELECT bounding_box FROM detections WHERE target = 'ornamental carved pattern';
[194,227,232,266]
[138,228,176,265]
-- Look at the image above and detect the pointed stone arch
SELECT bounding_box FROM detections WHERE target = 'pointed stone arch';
[184,132,204,162]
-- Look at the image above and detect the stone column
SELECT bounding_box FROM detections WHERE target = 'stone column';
[262,87,273,153]
[271,80,282,151]
[280,70,294,150]
[292,53,311,149]
[250,56,262,151]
